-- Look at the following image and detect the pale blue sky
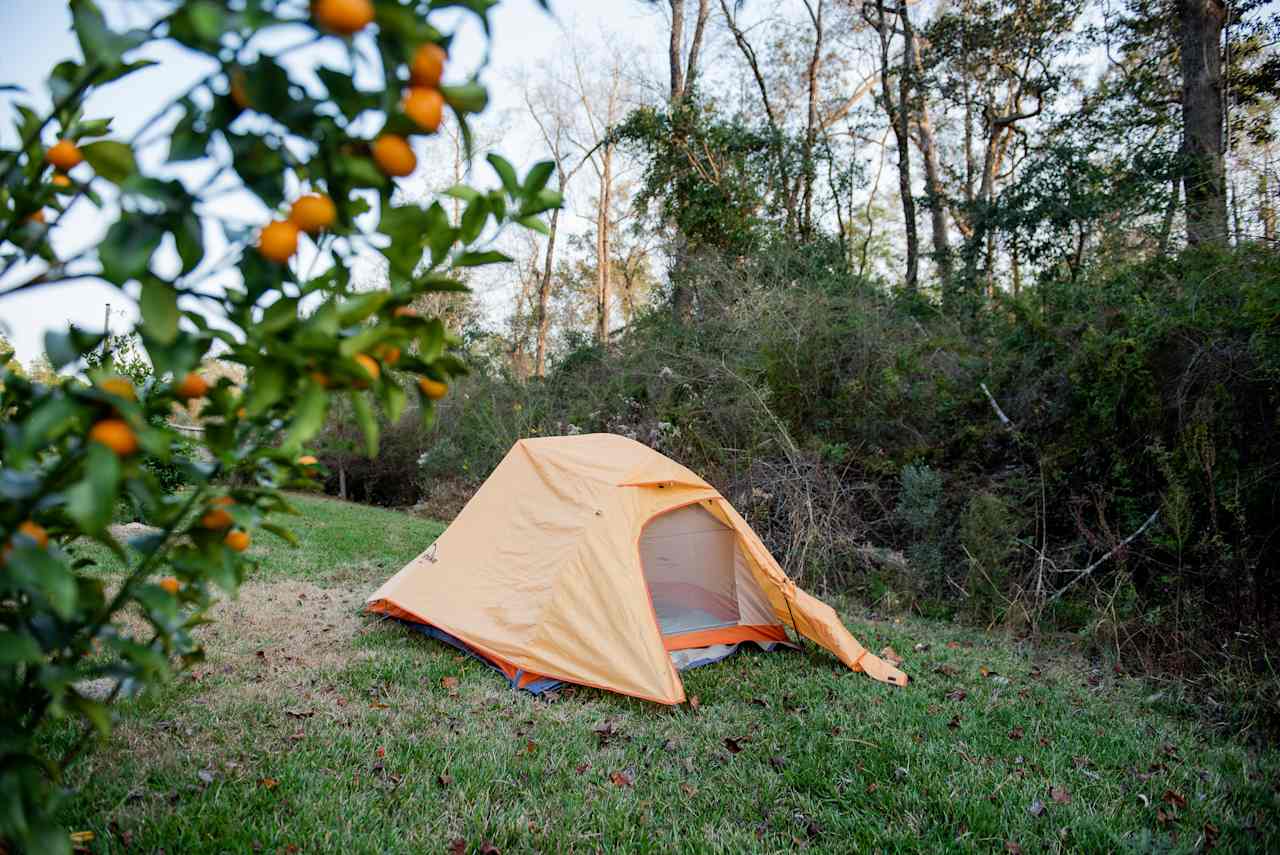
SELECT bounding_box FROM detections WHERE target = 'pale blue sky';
[0,0,667,363]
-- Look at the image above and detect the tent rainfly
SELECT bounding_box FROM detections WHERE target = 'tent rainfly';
[367,434,907,703]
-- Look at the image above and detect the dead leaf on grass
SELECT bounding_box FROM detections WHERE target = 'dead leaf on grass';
[934,664,960,677]
[69,831,94,845]
[258,777,279,790]
[574,762,590,775]
[448,840,466,855]
[284,708,314,719]
[880,646,903,667]
[723,736,748,754]
[770,754,788,771]
[1008,726,1025,740]
[437,773,454,788]
[609,769,634,787]
[945,689,967,702]
[1005,842,1023,855]
[369,701,389,710]
[1162,789,1187,810]
[688,695,701,711]
[681,783,697,797]
[1050,786,1071,804]
[441,676,460,696]
[479,843,500,854]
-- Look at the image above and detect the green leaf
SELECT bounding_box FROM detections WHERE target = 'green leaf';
[523,160,556,197]
[440,82,488,114]
[261,522,299,546]
[242,362,286,416]
[70,0,146,67]
[67,442,121,534]
[19,397,80,452]
[139,279,180,344]
[377,378,407,424]
[337,292,390,325]
[487,153,520,196]
[351,391,379,457]
[80,140,136,184]
[0,631,43,665]
[260,296,298,332]
[7,547,78,619]
[99,217,162,283]
[458,196,490,244]
[516,215,550,235]
[453,250,511,268]
[281,385,329,452]
[173,213,204,274]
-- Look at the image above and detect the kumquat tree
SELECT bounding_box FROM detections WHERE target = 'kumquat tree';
[0,1,557,850]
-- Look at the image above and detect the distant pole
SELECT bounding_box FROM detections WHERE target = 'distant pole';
[102,303,111,359]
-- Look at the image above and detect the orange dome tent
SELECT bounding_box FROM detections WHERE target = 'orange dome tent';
[367,434,907,703]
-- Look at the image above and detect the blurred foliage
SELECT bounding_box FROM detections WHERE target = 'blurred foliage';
[0,0,557,850]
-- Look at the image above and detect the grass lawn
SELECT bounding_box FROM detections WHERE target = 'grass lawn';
[47,493,1279,853]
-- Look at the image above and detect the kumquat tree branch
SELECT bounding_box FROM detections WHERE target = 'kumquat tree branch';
[0,2,558,851]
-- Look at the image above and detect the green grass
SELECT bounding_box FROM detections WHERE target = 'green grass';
[49,495,1279,853]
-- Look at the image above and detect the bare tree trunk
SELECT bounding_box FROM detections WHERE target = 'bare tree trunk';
[535,206,559,377]
[668,0,686,101]
[1158,176,1181,256]
[338,461,347,501]
[1179,0,1228,247]
[595,147,614,345]
[719,0,794,236]
[667,0,709,324]
[907,20,952,285]
[800,0,824,239]
[1261,148,1276,242]
[869,0,918,291]
[685,0,710,93]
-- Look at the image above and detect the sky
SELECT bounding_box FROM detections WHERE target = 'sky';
[0,0,669,364]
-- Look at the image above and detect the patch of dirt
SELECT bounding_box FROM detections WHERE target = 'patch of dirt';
[108,522,161,541]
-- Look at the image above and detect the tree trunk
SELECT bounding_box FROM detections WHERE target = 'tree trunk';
[1158,175,1181,255]
[534,205,560,377]
[668,0,686,101]
[338,461,347,501]
[906,13,952,284]
[800,0,824,239]
[870,0,917,291]
[1261,150,1276,242]
[595,147,614,345]
[1178,0,1228,247]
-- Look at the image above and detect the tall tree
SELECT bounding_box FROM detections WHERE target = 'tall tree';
[864,0,919,290]
[1179,0,1229,245]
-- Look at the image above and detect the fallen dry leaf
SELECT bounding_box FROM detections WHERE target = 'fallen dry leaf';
[448,840,466,855]
[688,694,701,711]
[723,736,747,754]
[369,701,389,710]
[437,773,454,788]
[574,762,590,775]
[479,843,500,855]
[947,641,962,649]
[880,646,903,667]
[1162,789,1187,810]
[1050,786,1072,804]
[770,754,788,771]
[69,831,95,845]
[945,688,967,702]
[1009,726,1025,740]
[1203,821,1220,851]
[609,769,634,787]
[934,664,960,677]
[376,746,385,758]
[681,782,697,797]
[948,715,962,729]
[523,740,537,754]
[441,676,460,696]
[980,665,991,678]
[1005,842,1023,855]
